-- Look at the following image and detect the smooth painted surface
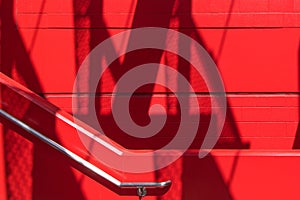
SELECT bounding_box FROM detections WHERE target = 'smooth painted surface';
[1,0,300,199]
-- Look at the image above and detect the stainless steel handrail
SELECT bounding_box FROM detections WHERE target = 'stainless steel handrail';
[0,109,171,198]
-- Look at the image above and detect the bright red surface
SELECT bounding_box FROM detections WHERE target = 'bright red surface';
[0,0,300,199]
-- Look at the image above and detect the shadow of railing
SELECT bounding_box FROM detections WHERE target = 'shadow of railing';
[0,0,86,199]
[71,0,249,200]
[292,41,300,149]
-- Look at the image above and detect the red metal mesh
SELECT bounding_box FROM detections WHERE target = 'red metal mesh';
[2,82,33,200]
[4,129,33,200]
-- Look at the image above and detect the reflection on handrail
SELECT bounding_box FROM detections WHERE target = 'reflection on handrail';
[0,109,171,198]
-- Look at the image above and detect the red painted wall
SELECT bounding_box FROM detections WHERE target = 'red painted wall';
[1,0,300,199]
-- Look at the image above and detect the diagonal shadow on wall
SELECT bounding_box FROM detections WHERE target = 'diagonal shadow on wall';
[0,0,86,199]
[72,0,249,199]
[292,42,300,149]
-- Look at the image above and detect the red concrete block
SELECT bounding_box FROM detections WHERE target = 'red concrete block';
[268,0,295,12]
[241,107,299,122]
[238,0,269,12]
[295,0,300,11]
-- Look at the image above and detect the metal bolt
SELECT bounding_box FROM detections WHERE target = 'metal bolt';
[137,187,147,198]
